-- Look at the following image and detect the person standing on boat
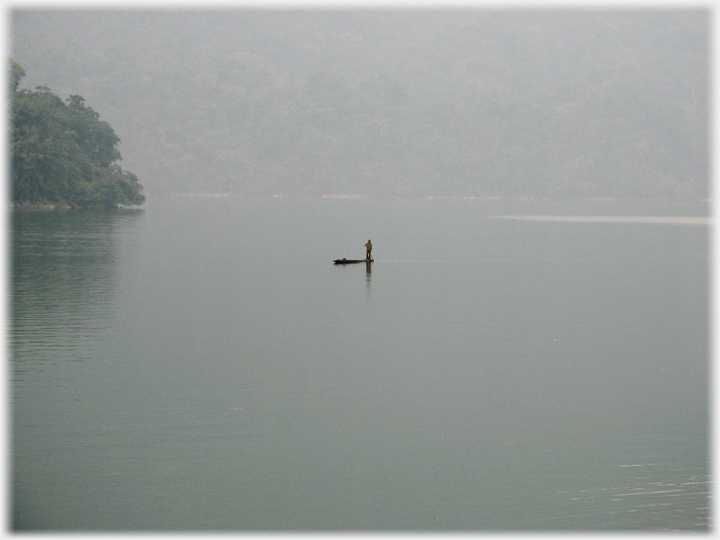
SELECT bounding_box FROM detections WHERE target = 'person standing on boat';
[365,239,373,261]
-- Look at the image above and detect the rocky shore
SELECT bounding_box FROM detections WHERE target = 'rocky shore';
[10,201,74,211]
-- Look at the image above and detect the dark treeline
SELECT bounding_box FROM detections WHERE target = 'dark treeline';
[10,60,145,208]
[11,10,708,199]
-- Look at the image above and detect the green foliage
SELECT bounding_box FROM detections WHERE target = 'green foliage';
[9,60,144,208]
[9,58,25,93]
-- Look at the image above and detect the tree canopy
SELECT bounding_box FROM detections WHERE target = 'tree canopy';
[10,59,144,208]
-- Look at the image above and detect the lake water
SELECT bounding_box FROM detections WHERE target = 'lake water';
[11,195,710,531]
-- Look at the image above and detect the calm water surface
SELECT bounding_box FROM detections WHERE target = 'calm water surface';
[11,196,710,530]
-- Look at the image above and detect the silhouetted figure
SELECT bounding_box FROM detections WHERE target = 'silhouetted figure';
[365,239,373,261]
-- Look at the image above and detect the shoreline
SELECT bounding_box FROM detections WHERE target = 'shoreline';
[9,194,711,210]
[10,201,73,211]
[160,192,711,203]
[8,201,142,211]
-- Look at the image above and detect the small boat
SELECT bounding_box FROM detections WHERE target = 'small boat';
[334,258,371,264]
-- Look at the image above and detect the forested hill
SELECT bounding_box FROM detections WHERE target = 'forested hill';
[10,61,145,209]
[11,10,708,199]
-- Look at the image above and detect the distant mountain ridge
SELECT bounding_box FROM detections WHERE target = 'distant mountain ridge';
[11,10,708,200]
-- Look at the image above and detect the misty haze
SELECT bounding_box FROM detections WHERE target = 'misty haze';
[11,9,707,199]
[10,9,709,531]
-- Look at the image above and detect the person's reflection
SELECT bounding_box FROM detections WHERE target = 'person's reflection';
[365,260,372,297]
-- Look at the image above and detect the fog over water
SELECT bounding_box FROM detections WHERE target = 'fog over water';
[11,197,709,530]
